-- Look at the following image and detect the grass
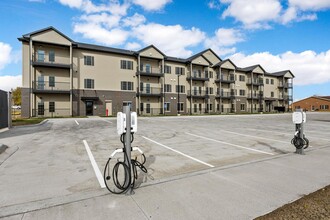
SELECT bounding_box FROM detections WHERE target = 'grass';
[12,118,46,126]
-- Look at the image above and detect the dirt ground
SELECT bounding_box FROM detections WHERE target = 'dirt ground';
[256,185,330,220]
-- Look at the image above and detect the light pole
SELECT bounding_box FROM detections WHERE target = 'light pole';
[177,73,180,115]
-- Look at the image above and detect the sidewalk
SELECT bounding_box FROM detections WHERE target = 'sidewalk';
[1,146,330,220]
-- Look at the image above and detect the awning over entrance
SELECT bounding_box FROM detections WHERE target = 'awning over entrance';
[81,96,99,101]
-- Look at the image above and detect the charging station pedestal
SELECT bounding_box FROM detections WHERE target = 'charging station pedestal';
[291,109,309,155]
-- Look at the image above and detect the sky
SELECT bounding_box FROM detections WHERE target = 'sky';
[0,0,329,101]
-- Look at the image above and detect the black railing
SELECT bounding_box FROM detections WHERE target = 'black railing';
[215,74,235,83]
[216,91,235,99]
[32,54,71,69]
[137,66,163,77]
[137,87,163,96]
[33,81,70,93]
[187,90,209,98]
[186,71,210,81]
[247,78,263,85]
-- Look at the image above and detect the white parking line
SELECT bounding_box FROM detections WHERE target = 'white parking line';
[219,129,288,144]
[83,140,106,188]
[186,132,274,155]
[74,120,79,125]
[142,136,215,168]
[101,119,112,124]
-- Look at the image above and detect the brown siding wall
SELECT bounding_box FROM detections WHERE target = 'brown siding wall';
[21,88,30,118]
[292,97,330,112]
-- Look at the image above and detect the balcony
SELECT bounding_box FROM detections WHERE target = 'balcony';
[137,66,164,77]
[187,90,209,98]
[216,91,235,99]
[278,82,293,88]
[247,93,264,100]
[215,74,235,83]
[186,71,209,81]
[137,87,163,97]
[32,81,70,94]
[246,78,263,86]
[32,54,71,69]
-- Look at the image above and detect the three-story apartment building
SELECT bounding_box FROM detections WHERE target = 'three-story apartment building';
[19,27,294,117]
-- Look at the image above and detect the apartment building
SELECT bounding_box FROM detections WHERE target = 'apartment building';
[18,27,294,118]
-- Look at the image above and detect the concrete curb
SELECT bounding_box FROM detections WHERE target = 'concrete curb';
[0,145,19,166]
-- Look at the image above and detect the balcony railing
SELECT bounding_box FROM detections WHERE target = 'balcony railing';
[187,90,209,98]
[32,81,70,93]
[186,71,210,81]
[216,91,235,99]
[32,108,71,117]
[278,82,293,88]
[215,74,235,83]
[247,78,263,86]
[137,87,163,96]
[247,93,264,100]
[137,66,164,77]
[32,54,71,69]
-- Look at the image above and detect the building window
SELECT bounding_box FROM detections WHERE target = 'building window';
[164,102,170,111]
[49,101,55,113]
[266,78,269,84]
[271,79,274,85]
[240,104,245,111]
[164,84,172,93]
[84,79,94,89]
[208,87,213,95]
[146,104,151,113]
[271,92,274,97]
[120,60,133,70]
[49,51,55,62]
[175,67,185,75]
[49,76,55,87]
[175,85,185,93]
[121,81,134,91]
[239,75,245,82]
[320,105,329,110]
[38,102,44,115]
[37,50,45,62]
[84,56,94,66]
[209,71,213,79]
[140,103,144,112]
[239,89,245,96]
[164,65,171,74]
[177,102,184,111]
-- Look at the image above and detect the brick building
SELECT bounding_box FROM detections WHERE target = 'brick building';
[292,96,330,111]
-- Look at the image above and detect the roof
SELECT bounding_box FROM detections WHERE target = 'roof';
[75,42,136,56]
[293,95,330,104]
[237,64,266,73]
[19,26,74,42]
[213,59,237,68]
[186,48,222,64]
[138,45,166,57]
[271,70,295,78]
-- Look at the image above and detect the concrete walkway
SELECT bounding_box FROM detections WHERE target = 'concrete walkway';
[1,146,329,220]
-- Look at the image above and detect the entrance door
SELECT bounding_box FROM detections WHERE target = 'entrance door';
[106,101,112,116]
[86,101,93,116]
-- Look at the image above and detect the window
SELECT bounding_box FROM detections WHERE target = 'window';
[175,67,185,75]
[239,75,245,82]
[121,81,134,91]
[239,89,245,96]
[38,102,44,115]
[164,65,171,74]
[208,87,214,95]
[271,79,274,85]
[49,51,55,62]
[320,105,329,110]
[84,79,94,89]
[164,84,172,93]
[271,92,274,97]
[207,104,213,111]
[164,102,170,111]
[175,85,185,93]
[240,104,245,111]
[120,60,133,70]
[37,50,45,62]
[49,102,55,113]
[177,102,184,111]
[209,71,213,78]
[266,78,269,84]
[49,76,55,87]
[123,101,132,110]
[194,104,198,113]
[140,103,144,112]
[84,56,94,66]
[146,104,151,114]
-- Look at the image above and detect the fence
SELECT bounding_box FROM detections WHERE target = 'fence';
[0,90,11,129]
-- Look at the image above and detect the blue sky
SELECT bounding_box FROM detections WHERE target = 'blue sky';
[0,0,329,101]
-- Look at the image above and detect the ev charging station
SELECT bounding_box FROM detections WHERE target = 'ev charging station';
[291,109,309,154]
[103,106,147,194]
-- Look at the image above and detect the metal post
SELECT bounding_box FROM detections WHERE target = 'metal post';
[123,105,133,193]
[177,73,180,115]
[295,109,305,155]
[8,92,12,128]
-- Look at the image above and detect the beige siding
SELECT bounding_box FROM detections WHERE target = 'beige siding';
[220,61,235,70]
[203,50,220,65]
[31,30,71,46]
[139,47,164,59]
[253,66,265,74]
[191,56,209,66]
[22,42,30,87]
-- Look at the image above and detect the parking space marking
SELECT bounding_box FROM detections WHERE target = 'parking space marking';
[186,132,274,155]
[142,136,215,168]
[219,129,289,144]
[100,118,112,124]
[83,140,106,188]
[74,120,79,125]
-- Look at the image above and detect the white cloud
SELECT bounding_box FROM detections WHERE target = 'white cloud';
[205,28,244,56]
[123,13,146,27]
[125,42,141,50]
[289,0,330,11]
[221,0,282,29]
[132,0,172,11]
[229,50,330,86]
[73,22,129,45]
[0,42,12,71]
[0,75,22,92]
[80,13,121,29]
[208,0,221,9]
[133,23,206,57]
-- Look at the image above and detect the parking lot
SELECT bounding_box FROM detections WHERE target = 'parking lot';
[0,112,330,219]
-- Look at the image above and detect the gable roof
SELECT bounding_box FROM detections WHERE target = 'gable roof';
[138,45,166,57]
[213,59,237,68]
[293,95,330,104]
[19,26,74,42]
[74,42,136,56]
[237,64,266,73]
[186,48,222,64]
[271,70,295,78]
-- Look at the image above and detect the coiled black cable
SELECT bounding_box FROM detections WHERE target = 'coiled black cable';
[291,134,309,150]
